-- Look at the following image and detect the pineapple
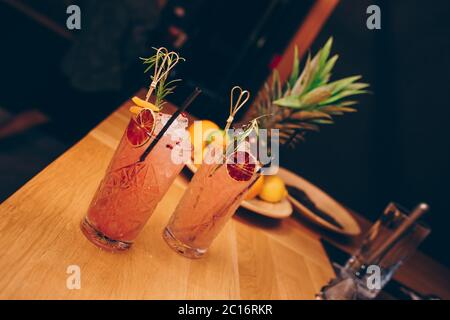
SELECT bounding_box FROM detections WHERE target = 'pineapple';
[253,37,369,147]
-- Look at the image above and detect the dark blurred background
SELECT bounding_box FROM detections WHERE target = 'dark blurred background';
[0,0,449,267]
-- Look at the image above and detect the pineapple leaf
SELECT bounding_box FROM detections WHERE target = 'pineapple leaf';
[300,87,332,106]
[320,105,357,113]
[321,54,339,79]
[306,37,333,91]
[347,82,370,91]
[251,37,369,149]
[311,119,334,125]
[292,54,312,96]
[273,96,303,108]
[329,75,362,94]
[291,110,333,121]
[317,37,333,76]
[320,89,368,105]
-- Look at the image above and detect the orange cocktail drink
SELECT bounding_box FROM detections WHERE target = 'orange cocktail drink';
[164,146,259,258]
[163,86,258,258]
[81,110,188,251]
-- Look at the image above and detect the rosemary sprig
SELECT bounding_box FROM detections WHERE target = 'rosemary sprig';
[225,118,260,158]
[140,47,185,109]
[155,77,182,108]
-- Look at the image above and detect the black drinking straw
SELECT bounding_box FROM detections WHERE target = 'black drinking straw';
[139,87,202,162]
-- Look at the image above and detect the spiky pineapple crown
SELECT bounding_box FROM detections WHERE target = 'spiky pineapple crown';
[253,37,369,147]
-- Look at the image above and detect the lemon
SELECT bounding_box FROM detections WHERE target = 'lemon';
[259,176,287,203]
[245,176,265,200]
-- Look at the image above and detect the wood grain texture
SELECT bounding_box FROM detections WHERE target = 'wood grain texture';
[0,91,334,299]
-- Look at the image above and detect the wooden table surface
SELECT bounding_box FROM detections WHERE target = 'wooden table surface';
[0,93,335,299]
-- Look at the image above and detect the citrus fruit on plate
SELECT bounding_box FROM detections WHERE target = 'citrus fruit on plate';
[259,175,287,203]
[245,176,265,200]
[126,108,156,147]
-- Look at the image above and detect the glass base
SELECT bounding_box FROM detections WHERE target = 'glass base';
[163,227,207,259]
[80,218,132,252]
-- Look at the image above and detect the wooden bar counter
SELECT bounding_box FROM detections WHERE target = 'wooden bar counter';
[0,93,335,299]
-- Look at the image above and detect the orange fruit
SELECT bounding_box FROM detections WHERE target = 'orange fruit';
[188,120,220,146]
[129,105,143,115]
[244,176,265,200]
[205,129,232,150]
[131,96,160,112]
[126,109,156,147]
[226,151,256,182]
[259,175,287,203]
[188,120,220,165]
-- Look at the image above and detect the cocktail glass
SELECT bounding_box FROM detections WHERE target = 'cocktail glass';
[163,147,259,258]
[318,202,430,300]
[81,111,189,251]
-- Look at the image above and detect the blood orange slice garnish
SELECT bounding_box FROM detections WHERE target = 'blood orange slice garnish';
[126,108,156,147]
[226,151,256,181]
